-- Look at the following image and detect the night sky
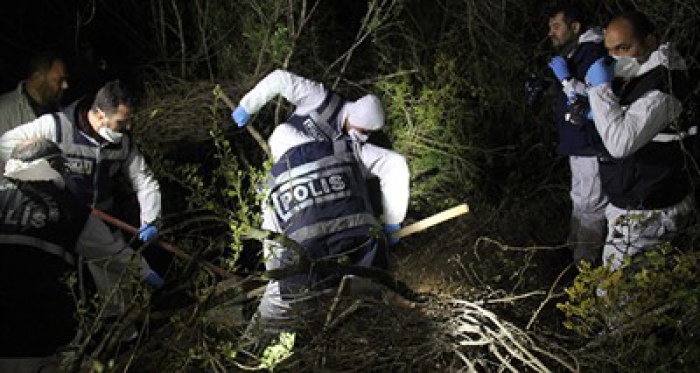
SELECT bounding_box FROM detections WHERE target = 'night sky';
[0,0,151,101]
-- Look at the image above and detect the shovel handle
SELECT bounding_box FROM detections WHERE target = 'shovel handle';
[216,87,271,157]
[392,203,470,240]
[90,208,236,279]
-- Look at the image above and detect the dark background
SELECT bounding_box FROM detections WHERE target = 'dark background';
[0,0,370,101]
[0,1,152,101]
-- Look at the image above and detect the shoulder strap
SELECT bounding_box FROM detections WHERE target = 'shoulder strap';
[51,113,62,144]
[308,110,340,142]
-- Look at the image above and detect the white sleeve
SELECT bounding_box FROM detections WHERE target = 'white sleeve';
[0,114,58,162]
[268,123,316,161]
[261,202,281,233]
[121,140,161,224]
[262,124,314,230]
[589,84,683,158]
[239,69,328,115]
[76,214,152,279]
[359,144,410,225]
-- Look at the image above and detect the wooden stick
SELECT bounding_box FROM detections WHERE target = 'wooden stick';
[392,203,470,240]
[90,208,236,279]
[215,87,271,157]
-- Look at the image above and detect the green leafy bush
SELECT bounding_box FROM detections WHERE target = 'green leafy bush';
[558,245,700,370]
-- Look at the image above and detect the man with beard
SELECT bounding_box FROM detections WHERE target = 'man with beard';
[586,11,696,270]
[0,52,69,134]
[546,2,608,266]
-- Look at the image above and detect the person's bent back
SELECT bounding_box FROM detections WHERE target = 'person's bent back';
[0,138,160,372]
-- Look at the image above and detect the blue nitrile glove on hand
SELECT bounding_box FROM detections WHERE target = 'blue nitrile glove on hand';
[384,223,401,245]
[144,270,164,289]
[548,56,571,82]
[139,223,158,242]
[586,57,616,87]
[231,106,250,128]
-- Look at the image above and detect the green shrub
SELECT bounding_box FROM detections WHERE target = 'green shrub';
[558,244,700,370]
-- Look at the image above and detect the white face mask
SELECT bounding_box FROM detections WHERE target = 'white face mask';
[612,55,642,79]
[348,128,369,143]
[98,126,124,143]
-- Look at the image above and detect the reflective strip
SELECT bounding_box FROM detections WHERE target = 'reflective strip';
[652,126,698,142]
[317,94,342,125]
[308,111,337,141]
[273,166,355,194]
[287,213,378,243]
[0,234,75,265]
[271,165,358,222]
[273,152,357,186]
[51,113,62,142]
[273,190,354,222]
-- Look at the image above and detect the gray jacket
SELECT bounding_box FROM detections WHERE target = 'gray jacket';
[0,82,36,135]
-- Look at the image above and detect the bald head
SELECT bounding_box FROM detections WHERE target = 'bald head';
[604,12,657,61]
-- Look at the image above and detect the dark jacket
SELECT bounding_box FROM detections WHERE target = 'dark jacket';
[554,29,607,156]
[0,178,90,357]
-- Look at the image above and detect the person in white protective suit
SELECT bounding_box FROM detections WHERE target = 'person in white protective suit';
[546,3,608,266]
[231,69,410,333]
[585,11,696,270]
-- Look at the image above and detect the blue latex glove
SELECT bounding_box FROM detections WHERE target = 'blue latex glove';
[586,57,616,87]
[139,223,158,242]
[231,106,250,128]
[384,223,401,245]
[548,56,571,82]
[144,270,164,289]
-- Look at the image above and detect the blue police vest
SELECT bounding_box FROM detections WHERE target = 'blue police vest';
[268,92,382,264]
[0,178,90,356]
[52,100,133,211]
[555,40,607,156]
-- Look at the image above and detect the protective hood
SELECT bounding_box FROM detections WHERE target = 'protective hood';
[578,27,604,44]
[343,94,385,131]
[4,158,65,187]
[615,42,687,79]
[635,42,687,77]
[563,28,604,58]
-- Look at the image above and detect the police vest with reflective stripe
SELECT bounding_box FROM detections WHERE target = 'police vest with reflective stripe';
[0,177,89,265]
[286,91,346,141]
[55,101,133,210]
[599,66,697,209]
[0,178,89,356]
[269,138,378,254]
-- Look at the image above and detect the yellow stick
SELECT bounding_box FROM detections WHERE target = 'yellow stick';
[392,203,470,240]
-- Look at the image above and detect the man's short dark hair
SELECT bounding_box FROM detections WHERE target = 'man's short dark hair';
[612,10,656,43]
[27,51,63,77]
[91,80,135,115]
[550,2,589,30]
